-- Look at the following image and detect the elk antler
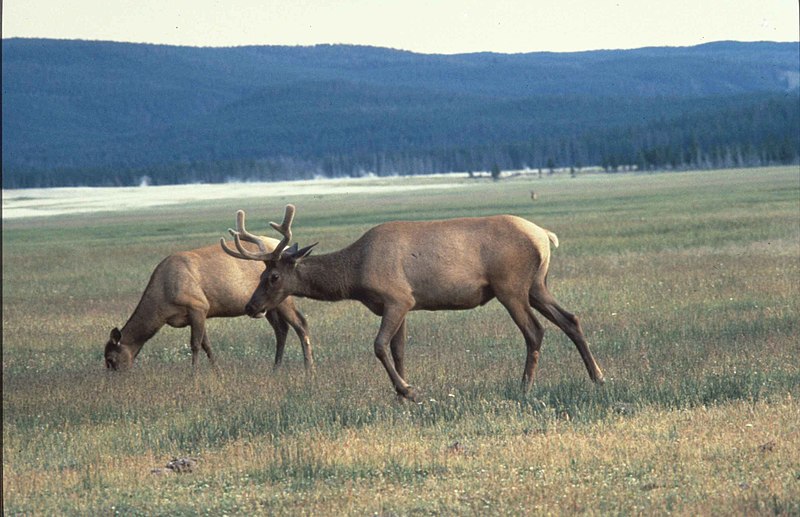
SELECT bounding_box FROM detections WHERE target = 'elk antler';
[220,205,296,261]
[232,210,269,253]
[268,204,295,259]
[220,210,271,261]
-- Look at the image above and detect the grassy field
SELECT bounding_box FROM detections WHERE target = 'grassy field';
[3,167,799,515]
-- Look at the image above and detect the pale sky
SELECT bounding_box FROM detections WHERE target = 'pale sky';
[3,0,798,54]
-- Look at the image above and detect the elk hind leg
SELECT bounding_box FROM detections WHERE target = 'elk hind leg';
[497,294,545,391]
[529,287,604,383]
[390,319,407,379]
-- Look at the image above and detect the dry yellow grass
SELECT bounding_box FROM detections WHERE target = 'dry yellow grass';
[3,167,799,515]
[4,395,797,515]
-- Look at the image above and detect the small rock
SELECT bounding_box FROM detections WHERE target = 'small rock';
[166,457,198,473]
[758,440,776,453]
[522,427,546,436]
[447,441,469,455]
[612,402,635,415]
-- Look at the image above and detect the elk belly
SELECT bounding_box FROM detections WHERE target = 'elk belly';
[412,283,494,311]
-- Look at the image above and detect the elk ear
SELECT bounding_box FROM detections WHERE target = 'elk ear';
[295,242,318,260]
[110,327,122,345]
[284,242,317,261]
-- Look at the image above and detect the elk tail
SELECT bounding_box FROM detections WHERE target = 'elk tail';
[546,230,559,249]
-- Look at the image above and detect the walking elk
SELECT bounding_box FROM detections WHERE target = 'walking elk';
[104,238,313,372]
[221,205,604,400]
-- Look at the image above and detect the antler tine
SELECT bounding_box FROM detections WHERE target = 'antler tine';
[220,237,249,260]
[267,204,296,258]
[220,233,272,261]
[219,209,273,261]
[234,210,268,254]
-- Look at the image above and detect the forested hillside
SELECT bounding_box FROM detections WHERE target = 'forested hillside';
[3,38,798,187]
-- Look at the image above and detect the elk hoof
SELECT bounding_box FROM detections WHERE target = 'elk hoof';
[397,386,420,402]
[402,386,420,402]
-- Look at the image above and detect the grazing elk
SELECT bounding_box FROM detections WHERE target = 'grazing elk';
[221,205,604,400]
[104,238,313,372]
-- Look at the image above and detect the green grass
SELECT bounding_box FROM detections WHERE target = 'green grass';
[3,167,800,515]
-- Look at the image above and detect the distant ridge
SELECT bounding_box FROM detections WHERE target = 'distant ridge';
[3,38,798,187]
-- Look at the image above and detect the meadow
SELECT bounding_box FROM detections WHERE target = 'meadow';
[3,167,799,515]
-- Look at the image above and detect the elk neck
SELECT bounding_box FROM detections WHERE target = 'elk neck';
[292,248,360,302]
[119,296,165,356]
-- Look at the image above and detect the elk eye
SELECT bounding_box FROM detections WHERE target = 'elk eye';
[269,272,280,284]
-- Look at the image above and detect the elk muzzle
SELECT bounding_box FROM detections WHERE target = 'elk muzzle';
[245,302,267,318]
[105,353,131,371]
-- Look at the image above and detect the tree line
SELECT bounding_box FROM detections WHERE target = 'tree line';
[5,92,796,188]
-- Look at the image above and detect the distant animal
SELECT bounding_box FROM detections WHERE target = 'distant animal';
[530,190,539,201]
[104,239,313,372]
[221,204,604,401]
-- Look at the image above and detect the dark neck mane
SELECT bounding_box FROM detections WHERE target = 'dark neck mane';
[294,248,359,302]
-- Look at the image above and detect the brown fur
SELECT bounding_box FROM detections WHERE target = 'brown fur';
[224,206,603,400]
[104,238,313,372]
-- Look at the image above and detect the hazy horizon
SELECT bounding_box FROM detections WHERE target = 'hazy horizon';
[3,0,798,55]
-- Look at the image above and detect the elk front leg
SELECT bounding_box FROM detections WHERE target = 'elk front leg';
[276,301,314,370]
[200,330,222,376]
[265,309,289,369]
[374,306,416,401]
[200,331,217,365]
[189,311,219,373]
[188,310,211,369]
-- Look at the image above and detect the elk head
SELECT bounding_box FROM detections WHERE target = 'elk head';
[104,327,134,370]
[221,204,316,317]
